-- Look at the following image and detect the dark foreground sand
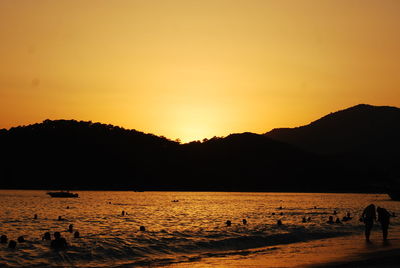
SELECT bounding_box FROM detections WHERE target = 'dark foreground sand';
[168,231,400,267]
[308,231,400,268]
[312,248,400,268]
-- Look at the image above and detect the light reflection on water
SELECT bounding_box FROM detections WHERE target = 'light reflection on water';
[0,191,398,267]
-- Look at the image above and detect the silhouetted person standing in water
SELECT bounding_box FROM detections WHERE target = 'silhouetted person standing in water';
[362,204,376,242]
[377,207,391,241]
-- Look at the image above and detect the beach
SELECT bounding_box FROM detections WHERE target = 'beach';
[167,232,400,267]
[316,250,400,268]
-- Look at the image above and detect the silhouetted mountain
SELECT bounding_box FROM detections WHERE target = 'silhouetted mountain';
[0,120,180,190]
[180,133,326,191]
[1,105,398,192]
[266,104,400,154]
[265,104,400,177]
[0,120,343,191]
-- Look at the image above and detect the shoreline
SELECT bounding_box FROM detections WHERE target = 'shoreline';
[167,231,400,268]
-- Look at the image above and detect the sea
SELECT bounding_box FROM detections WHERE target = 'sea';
[0,191,399,267]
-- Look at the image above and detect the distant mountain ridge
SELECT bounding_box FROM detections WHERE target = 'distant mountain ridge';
[1,104,399,192]
[0,119,336,191]
[265,104,400,155]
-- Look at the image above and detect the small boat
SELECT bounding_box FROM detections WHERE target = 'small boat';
[47,191,79,198]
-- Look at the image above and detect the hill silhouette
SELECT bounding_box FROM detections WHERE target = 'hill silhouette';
[266,104,400,155]
[0,120,345,191]
[1,104,398,192]
[180,133,328,191]
[265,104,400,179]
[0,120,180,190]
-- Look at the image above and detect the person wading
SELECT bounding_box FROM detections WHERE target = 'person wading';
[361,204,376,242]
[377,206,391,241]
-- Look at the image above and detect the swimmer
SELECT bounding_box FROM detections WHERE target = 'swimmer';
[50,232,67,250]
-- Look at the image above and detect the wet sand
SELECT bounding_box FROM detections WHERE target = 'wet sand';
[167,230,400,267]
[312,248,400,267]
[308,231,400,268]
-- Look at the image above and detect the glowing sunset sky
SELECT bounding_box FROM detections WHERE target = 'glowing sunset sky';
[1,0,399,141]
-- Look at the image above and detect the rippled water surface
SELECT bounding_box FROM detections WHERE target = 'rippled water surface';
[0,191,399,267]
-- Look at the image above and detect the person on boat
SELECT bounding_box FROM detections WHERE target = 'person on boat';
[377,206,391,241]
[51,232,67,250]
[361,204,376,242]
[335,218,342,224]
[68,224,73,233]
[327,216,334,224]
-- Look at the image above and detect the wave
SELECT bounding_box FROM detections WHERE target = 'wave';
[1,224,357,267]
[87,227,354,267]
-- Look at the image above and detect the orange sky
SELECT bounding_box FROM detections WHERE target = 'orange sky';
[1,0,400,142]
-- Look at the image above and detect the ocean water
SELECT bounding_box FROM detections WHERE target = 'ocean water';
[0,191,399,267]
